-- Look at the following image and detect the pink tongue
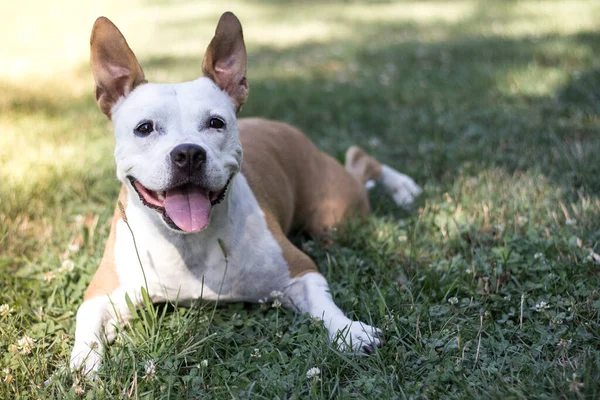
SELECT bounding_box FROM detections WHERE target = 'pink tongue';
[164,184,212,232]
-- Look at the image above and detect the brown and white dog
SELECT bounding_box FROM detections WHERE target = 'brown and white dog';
[70,12,421,374]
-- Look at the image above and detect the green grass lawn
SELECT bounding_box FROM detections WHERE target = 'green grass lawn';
[1,0,600,398]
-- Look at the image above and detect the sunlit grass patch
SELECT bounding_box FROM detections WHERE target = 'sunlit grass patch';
[1,0,600,398]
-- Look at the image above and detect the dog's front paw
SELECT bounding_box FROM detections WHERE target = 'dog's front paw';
[381,165,422,207]
[70,342,102,377]
[331,321,383,354]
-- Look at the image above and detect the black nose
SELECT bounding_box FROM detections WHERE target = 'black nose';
[170,144,206,172]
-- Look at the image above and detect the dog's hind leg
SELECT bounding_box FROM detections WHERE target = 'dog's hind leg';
[345,145,422,207]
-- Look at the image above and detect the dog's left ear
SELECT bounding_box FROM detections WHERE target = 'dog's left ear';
[90,17,147,119]
[202,12,249,112]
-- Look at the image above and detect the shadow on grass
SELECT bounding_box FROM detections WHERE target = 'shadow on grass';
[2,5,599,257]
[142,28,600,190]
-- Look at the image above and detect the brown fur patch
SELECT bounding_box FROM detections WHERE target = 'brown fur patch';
[84,185,126,300]
[239,118,372,277]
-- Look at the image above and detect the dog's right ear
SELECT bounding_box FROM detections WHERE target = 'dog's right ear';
[90,17,146,118]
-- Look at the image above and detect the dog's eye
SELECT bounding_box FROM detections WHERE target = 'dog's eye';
[209,118,225,130]
[134,121,154,136]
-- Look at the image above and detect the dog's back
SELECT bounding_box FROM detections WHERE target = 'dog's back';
[239,117,373,237]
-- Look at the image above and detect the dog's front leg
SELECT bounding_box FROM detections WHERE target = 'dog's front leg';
[70,297,109,375]
[70,288,140,376]
[284,272,382,354]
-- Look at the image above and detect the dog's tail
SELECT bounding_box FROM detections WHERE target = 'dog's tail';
[344,145,422,207]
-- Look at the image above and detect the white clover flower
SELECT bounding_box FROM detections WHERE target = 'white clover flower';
[272,299,282,309]
[301,240,315,253]
[584,250,600,264]
[2,368,12,384]
[258,298,269,309]
[558,338,572,349]
[517,216,528,227]
[250,348,261,359]
[448,297,459,305]
[60,259,75,273]
[306,367,321,380]
[270,290,284,300]
[379,73,391,86]
[67,243,80,253]
[535,301,550,312]
[74,384,85,396]
[310,316,323,328]
[143,360,156,382]
[0,304,12,317]
[534,252,544,260]
[383,313,395,331]
[17,334,35,354]
[368,137,381,148]
[565,218,577,226]
[568,373,584,392]
[200,359,208,368]
[145,360,156,374]
[43,271,56,283]
[74,215,85,225]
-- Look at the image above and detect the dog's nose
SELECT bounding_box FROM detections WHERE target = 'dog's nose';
[170,144,207,171]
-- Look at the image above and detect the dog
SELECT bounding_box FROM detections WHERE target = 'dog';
[70,12,422,375]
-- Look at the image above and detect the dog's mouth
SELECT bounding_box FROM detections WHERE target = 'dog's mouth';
[128,176,232,233]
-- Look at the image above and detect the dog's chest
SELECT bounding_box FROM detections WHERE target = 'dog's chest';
[114,174,290,303]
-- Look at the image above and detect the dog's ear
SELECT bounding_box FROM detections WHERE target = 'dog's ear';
[202,12,249,112]
[90,17,146,118]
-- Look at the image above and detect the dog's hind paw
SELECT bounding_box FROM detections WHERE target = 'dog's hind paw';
[332,321,383,354]
[380,165,422,207]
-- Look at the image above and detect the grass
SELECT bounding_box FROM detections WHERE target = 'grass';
[1,0,600,398]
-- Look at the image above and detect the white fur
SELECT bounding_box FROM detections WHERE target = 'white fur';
[70,297,107,374]
[112,78,242,194]
[380,164,422,207]
[71,173,291,375]
[284,272,381,353]
[116,173,290,303]
[71,286,149,374]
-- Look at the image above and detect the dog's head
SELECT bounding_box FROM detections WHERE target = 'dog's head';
[90,12,248,233]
